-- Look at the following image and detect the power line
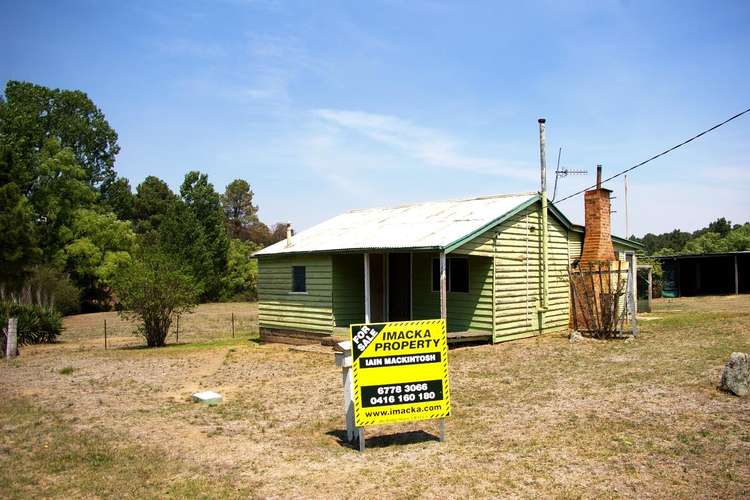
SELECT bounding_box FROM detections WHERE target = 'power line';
[556,106,750,203]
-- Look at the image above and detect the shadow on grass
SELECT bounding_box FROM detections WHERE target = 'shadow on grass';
[326,429,440,450]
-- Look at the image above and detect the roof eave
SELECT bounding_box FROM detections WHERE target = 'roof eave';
[254,245,445,258]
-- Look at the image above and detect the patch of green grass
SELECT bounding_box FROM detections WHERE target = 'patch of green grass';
[58,366,76,375]
[116,337,258,356]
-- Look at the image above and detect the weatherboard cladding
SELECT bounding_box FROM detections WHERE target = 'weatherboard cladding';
[411,253,494,333]
[332,254,365,328]
[257,254,334,334]
[452,203,571,341]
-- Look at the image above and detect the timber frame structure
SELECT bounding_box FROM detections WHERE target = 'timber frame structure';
[254,193,641,344]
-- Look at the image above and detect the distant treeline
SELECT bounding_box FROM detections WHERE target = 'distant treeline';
[632,217,750,256]
[0,80,286,313]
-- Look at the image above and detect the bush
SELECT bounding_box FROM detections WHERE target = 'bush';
[0,302,63,348]
[25,266,81,315]
[220,239,259,301]
[111,247,199,347]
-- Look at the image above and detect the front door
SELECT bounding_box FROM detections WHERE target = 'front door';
[388,253,411,321]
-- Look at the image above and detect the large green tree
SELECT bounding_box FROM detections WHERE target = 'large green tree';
[29,139,97,256]
[56,208,135,308]
[725,224,750,251]
[636,217,750,255]
[0,80,120,189]
[221,179,258,238]
[0,182,40,288]
[158,200,210,297]
[180,171,229,300]
[133,176,177,234]
[100,176,135,221]
[222,239,260,300]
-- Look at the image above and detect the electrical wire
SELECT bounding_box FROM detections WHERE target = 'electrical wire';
[556,106,750,203]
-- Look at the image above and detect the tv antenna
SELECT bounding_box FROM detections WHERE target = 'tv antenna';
[551,147,587,202]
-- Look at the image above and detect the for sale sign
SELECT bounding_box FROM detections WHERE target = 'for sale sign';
[350,319,451,427]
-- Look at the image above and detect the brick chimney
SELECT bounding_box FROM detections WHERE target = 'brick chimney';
[580,165,616,263]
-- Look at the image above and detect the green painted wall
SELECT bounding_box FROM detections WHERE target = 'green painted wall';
[257,254,334,334]
[412,253,493,333]
[332,254,365,327]
[453,201,571,342]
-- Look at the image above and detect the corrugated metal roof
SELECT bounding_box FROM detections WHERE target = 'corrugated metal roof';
[255,192,538,256]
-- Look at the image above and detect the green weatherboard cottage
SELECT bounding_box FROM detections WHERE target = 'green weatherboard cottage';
[254,193,640,344]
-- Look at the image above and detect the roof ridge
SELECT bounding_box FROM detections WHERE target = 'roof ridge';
[347,191,537,213]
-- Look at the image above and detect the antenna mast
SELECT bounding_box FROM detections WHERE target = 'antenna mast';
[551,148,587,202]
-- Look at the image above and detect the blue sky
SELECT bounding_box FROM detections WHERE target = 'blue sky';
[2,0,749,236]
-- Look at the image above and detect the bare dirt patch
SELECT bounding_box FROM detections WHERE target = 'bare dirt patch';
[2,297,750,498]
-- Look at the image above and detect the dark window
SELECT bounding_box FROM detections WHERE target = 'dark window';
[432,258,440,292]
[449,258,469,293]
[292,266,306,292]
[431,257,470,293]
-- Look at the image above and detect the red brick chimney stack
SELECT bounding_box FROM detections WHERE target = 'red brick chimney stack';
[580,165,616,263]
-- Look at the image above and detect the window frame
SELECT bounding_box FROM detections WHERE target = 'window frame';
[290,265,307,294]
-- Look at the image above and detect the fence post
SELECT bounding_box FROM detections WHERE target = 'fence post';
[104,319,108,350]
[626,253,638,337]
[231,313,235,338]
[6,318,18,358]
[176,316,179,343]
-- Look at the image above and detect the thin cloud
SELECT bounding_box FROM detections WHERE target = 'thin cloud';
[152,38,225,58]
[313,109,535,180]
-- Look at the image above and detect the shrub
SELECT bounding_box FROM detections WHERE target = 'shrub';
[0,302,63,348]
[220,239,259,301]
[111,246,199,347]
[25,266,81,315]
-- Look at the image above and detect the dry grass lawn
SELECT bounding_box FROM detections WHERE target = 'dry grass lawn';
[1,296,749,498]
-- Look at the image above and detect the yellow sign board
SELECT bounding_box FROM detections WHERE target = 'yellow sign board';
[350,319,451,427]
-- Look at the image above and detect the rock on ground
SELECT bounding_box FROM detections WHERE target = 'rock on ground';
[719,352,749,397]
[569,330,585,343]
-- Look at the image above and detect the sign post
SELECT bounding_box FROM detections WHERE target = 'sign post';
[350,319,451,451]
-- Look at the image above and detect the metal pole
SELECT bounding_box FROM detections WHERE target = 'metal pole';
[364,253,371,323]
[439,252,447,320]
[627,253,638,337]
[735,255,740,295]
[176,316,179,343]
[538,118,547,193]
[632,253,638,317]
[624,175,629,238]
[538,118,549,331]
[104,319,107,350]
[358,427,365,452]
[231,313,235,338]
[439,418,446,442]
[5,318,17,358]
